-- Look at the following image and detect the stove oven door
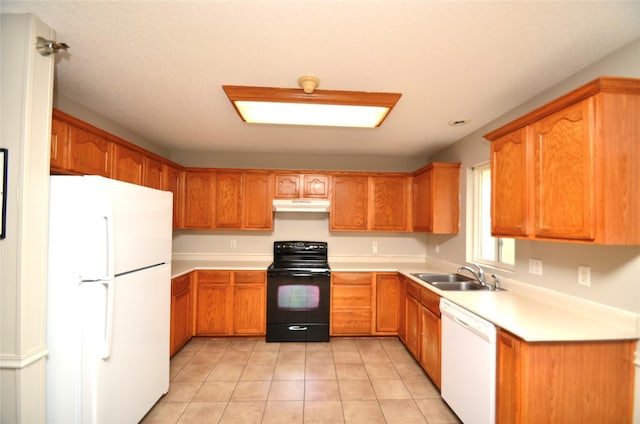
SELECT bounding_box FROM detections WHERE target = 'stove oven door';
[266,270,330,342]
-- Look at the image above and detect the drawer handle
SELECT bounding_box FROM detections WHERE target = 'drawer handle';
[288,325,308,331]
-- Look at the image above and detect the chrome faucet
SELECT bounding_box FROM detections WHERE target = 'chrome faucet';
[457,263,488,288]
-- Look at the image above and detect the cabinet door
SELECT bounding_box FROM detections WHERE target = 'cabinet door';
[215,172,242,229]
[143,156,164,189]
[397,277,407,342]
[496,330,521,424]
[244,172,273,230]
[184,171,215,229]
[68,126,111,177]
[196,271,232,335]
[404,294,420,358]
[412,170,432,232]
[370,176,409,231]
[163,165,184,229]
[419,305,441,388]
[233,271,266,335]
[533,99,596,240]
[331,175,368,230]
[233,285,266,335]
[302,174,330,198]
[112,144,144,185]
[375,273,399,333]
[50,118,69,171]
[413,163,460,234]
[274,174,300,198]
[170,274,192,356]
[491,128,529,237]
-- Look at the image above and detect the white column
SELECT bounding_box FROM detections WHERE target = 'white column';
[0,13,55,424]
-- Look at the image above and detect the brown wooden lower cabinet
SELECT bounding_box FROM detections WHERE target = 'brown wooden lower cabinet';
[194,270,266,337]
[402,279,441,388]
[330,272,373,335]
[496,329,636,423]
[170,273,193,356]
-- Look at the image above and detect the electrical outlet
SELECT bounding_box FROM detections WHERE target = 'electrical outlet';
[435,244,440,253]
[529,259,543,276]
[230,239,237,249]
[578,266,591,287]
[372,241,378,255]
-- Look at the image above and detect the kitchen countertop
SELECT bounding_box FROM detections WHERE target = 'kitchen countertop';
[171,258,639,343]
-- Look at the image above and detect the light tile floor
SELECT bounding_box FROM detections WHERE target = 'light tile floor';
[141,337,461,424]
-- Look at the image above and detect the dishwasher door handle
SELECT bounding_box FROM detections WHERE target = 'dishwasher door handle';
[453,316,471,329]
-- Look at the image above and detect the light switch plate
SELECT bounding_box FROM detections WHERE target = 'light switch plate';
[578,266,591,287]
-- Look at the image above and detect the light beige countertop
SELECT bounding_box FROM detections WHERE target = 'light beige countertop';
[171,258,639,343]
[171,259,271,278]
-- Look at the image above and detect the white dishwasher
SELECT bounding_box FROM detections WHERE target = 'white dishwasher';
[440,298,497,424]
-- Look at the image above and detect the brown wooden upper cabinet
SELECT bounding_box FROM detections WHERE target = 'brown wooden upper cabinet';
[331,174,369,231]
[412,162,460,233]
[330,173,411,232]
[183,169,216,229]
[275,173,330,199]
[484,77,640,244]
[163,164,185,229]
[68,126,112,177]
[112,143,144,185]
[183,169,273,231]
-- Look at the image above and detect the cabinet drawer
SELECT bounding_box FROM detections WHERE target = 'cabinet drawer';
[332,272,372,285]
[406,280,421,299]
[197,270,231,284]
[332,285,372,308]
[234,271,266,284]
[420,287,440,316]
[332,310,372,334]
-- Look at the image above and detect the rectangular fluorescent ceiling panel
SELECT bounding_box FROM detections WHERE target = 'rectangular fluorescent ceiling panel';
[223,85,401,128]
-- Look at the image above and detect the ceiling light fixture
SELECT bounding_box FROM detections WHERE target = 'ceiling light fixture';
[223,76,401,128]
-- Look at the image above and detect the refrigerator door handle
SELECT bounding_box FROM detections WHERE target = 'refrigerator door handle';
[80,209,115,282]
[100,279,116,359]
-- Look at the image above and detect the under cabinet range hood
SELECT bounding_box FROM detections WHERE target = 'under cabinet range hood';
[272,199,331,213]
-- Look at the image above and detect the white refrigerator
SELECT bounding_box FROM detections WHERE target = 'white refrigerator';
[46,175,173,424]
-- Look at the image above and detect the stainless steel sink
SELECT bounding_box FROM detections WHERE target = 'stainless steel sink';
[427,280,487,291]
[410,273,491,291]
[411,273,474,283]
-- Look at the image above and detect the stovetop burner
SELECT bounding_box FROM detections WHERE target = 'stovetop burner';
[269,241,329,272]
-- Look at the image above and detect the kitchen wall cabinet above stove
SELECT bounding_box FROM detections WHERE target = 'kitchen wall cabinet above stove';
[274,173,330,199]
[484,77,640,245]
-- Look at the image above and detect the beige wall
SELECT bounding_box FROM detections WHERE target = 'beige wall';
[170,150,428,172]
[173,213,428,261]
[53,93,171,158]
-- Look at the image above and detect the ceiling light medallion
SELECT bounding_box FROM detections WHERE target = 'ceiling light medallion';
[223,76,401,128]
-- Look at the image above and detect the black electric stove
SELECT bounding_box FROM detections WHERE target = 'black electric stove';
[266,241,330,342]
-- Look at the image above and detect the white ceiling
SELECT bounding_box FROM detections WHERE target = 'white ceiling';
[3,1,640,158]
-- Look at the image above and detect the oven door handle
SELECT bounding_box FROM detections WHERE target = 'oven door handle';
[288,325,308,331]
[290,273,316,278]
